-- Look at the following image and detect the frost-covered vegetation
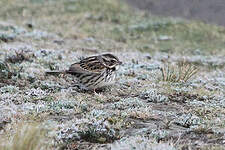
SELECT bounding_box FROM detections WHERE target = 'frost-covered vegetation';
[0,0,225,149]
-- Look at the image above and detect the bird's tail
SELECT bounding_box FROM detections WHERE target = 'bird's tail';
[45,70,66,76]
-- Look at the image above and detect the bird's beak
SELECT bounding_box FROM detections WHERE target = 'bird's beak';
[118,61,122,65]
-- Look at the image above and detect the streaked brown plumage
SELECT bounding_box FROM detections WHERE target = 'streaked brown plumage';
[46,53,122,91]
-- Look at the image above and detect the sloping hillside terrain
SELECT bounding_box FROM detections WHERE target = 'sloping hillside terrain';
[126,0,225,26]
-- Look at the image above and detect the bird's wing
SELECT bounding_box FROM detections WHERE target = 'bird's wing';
[78,56,106,72]
[67,62,104,75]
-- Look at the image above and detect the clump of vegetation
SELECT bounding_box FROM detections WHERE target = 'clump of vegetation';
[111,136,176,150]
[0,123,49,150]
[5,50,35,64]
[129,19,180,32]
[79,123,120,143]
[139,89,168,103]
[0,61,12,79]
[160,61,198,82]
[0,61,24,84]
[0,33,15,42]
[168,92,207,103]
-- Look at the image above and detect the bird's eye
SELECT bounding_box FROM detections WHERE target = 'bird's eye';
[111,60,116,63]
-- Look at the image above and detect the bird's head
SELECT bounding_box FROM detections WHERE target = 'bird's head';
[98,53,122,70]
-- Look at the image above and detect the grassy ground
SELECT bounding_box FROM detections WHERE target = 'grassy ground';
[0,0,225,149]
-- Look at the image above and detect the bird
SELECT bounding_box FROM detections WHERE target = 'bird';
[45,53,122,92]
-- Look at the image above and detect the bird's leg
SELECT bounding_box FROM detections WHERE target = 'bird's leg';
[93,88,103,97]
[93,88,97,95]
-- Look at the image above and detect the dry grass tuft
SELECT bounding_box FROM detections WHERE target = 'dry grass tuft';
[160,61,198,82]
[0,123,48,150]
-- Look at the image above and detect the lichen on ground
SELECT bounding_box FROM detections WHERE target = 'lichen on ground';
[0,0,225,150]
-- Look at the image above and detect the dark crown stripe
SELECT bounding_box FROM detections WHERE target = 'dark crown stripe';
[82,57,98,63]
